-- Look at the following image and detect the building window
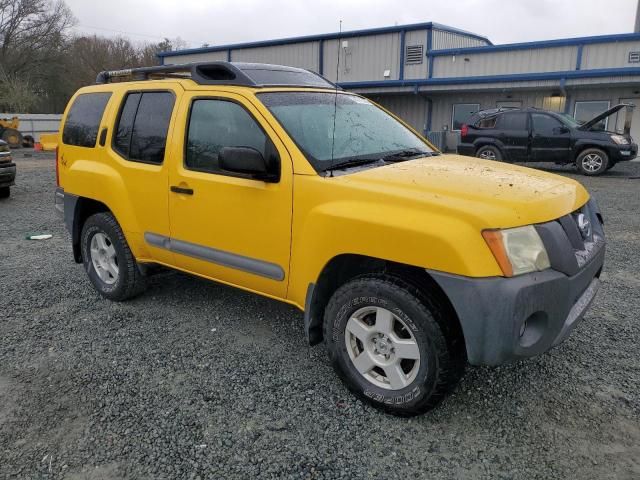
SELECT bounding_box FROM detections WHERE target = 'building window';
[574,101,610,130]
[451,103,480,130]
[405,45,424,65]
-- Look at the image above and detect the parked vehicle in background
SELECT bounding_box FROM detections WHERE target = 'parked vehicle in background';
[0,140,15,198]
[0,117,23,148]
[55,62,605,416]
[457,104,638,175]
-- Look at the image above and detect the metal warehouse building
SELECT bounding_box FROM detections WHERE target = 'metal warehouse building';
[159,22,640,151]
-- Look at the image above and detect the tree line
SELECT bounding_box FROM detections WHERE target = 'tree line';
[0,0,186,113]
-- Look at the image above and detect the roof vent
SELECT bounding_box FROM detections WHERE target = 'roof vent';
[405,44,424,65]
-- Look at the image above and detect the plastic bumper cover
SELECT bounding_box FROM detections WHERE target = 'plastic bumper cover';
[428,242,604,367]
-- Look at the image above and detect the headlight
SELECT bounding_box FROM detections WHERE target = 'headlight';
[482,226,550,277]
[0,145,8,152]
[610,134,629,145]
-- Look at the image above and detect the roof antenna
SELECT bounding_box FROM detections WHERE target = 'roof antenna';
[328,20,342,177]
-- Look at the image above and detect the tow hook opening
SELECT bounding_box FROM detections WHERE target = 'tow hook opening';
[519,311,548,348]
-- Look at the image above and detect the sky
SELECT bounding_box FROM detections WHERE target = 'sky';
[65,0,639,49]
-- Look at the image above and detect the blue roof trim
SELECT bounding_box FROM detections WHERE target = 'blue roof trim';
[429,32,640,56]
[338,67,640,89]
[157,22,491,58]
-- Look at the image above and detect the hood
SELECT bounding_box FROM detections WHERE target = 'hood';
[579,103,634,132]
[335,155,589,228]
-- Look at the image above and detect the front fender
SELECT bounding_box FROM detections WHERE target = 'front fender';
[287,198,501,307]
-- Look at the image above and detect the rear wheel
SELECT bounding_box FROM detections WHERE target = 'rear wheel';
[0,187,9,198]
[324,274,465,416]
[1,129,23,149]
[476,145,502,161]
[81,212,146,301]
[576,148,609,176]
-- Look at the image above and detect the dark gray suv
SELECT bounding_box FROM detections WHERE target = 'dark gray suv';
[457,104,637,175]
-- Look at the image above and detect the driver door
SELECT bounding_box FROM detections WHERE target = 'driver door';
[165,92,294,298]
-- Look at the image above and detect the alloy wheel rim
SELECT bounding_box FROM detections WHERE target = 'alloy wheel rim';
[582,153,603,172]
[479,149,496,160]
[90,232,119,285]
[344,306,421,390]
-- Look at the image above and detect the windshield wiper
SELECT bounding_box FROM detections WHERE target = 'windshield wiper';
[381,149,433,162]
[324,157,385,172]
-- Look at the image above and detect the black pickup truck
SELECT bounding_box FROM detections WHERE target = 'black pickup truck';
[457,104,637,175]
[0,139,16,198]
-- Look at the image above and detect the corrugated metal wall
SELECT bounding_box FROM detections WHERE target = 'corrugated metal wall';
[432,30,488,50]
[231,42,320,71]
[163,50,228,64]
[403,29,429,80]
[433,46,577,78]
[323,33,402,82]
[366,94,428,133]
[581,40,640,69]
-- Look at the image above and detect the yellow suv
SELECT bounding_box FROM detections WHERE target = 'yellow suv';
[55,62,605,415]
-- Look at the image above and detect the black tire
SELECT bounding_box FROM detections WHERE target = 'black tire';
[476,145,503,161]
[22,135,34,148]
[576,148,609,176]
[80,212,146,301]
[1,128,23,148]
[323,274,465,416]
[0,186,9,198]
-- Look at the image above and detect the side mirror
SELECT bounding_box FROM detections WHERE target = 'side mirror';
[554,126,570,134]
[219,146,276,181]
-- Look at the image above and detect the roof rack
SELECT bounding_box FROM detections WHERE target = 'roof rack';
[95,61,339,90]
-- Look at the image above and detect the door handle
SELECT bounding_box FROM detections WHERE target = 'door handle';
[170,186,194,195]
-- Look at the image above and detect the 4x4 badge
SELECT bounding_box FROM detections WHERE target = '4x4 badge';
[577,213,591,240]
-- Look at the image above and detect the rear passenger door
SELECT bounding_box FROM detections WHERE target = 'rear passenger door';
[106,86,182,265]
[530,113,572,163]
[495,112,530,162]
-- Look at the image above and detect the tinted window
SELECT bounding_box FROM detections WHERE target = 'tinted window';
[62,93,111,148]
[452,103,480,130]
[498,112,528,130]
[477,116,497,128]
[113,91,174,164]
[532,114,563,135]
[113,93,141,157]
[186,99,269,174]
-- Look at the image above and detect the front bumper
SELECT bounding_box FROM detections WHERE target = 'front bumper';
[429,199,605,366]
[611,143,637,162]
[0,162,16,188]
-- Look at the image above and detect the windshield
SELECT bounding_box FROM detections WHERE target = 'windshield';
[258,92,434,172]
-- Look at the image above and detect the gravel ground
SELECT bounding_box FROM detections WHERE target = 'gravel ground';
[1,151,639,480]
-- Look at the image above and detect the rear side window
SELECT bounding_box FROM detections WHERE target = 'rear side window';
[113,91,175,164]
[62,93,111,148]
[498,112,528,130]
[476,116,497,128]
[185,99,270,174]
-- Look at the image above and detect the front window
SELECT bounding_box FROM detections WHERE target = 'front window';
[258,92,433,172]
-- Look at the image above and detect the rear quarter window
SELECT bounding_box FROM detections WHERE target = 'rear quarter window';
[62,93,111,148]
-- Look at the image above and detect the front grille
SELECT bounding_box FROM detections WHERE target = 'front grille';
[560,201,604,268]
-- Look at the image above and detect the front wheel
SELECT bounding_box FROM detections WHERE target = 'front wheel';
[476,145,502,161]
[323,275,465,416]
[576,148,609,176]
[81,212,146,301]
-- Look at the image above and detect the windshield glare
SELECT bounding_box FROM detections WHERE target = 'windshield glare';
[258,92,433,171]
